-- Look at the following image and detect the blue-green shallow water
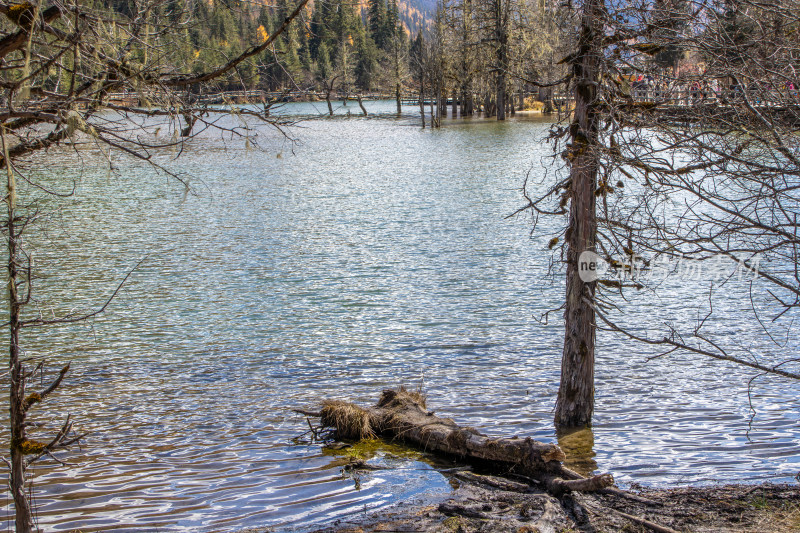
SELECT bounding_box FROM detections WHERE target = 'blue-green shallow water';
[1,100,797,531]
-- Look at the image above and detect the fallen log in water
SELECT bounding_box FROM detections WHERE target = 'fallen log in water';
[301,387,614,496]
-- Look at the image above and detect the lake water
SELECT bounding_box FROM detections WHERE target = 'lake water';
[2,100,798,532]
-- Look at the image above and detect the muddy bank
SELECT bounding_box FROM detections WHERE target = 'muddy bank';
[298,388,798,532]
[311,470,799,533]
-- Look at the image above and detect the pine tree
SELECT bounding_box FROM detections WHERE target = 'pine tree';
[355,21,378,90]
[368,0,388,48]
[317,41,333,82]
[649,0,690,72]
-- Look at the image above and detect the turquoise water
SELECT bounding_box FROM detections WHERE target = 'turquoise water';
[1,100,797,531]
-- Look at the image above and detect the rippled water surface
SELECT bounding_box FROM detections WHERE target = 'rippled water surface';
[2,100,798,532]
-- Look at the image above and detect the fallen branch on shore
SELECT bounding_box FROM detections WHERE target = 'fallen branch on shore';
[299,386,613,496]
[299,388,790,533]
[302,400,798,533]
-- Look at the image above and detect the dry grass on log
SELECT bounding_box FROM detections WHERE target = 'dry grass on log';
[320,400,375,440]
[376,386,426,410]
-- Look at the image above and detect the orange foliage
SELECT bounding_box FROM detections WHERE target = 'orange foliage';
[257,25,269,43]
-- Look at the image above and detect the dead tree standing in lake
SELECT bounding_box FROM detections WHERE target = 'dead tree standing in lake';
[552,0,604,429]
[0,0,306,530]
[519,0,800,430]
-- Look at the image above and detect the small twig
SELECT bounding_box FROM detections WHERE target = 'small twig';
[606,507,681,533]
[293,408,321,417]
[306,417,318,441]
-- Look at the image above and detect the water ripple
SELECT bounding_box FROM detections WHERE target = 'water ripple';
[0,101,796,531]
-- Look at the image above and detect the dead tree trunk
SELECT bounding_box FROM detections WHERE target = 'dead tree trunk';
[309,388,614,496]
[4,129,32,533]
[554,0,602,430]
[2,129,79,533]
[420,82,426,128]
[325,86,334,116]
[435,81,443,125]
[494,0,509,121]
[431,82,440,128]
[357,94,368,116]
[395,82,402,114]
[181,111,197,137]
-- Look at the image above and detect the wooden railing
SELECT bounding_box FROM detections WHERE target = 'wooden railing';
[94,87,800,111]
[102,90,398,106]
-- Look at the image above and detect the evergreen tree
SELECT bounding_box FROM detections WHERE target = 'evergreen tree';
[369,0,388,48]
[386,0,402,43]
[649,0,690,72]
[355,23,378,89]
[317,41,334,82]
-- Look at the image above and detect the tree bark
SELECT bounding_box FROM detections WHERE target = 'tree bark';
[435,80,440,124]
[357,94,368,116]
[554,0,602,430]
[395,82,401,114]
[3,129,32,533]
[419,82,426,128]
[494,0,508,121]
[326,86,334,116]
[181,111,197,137]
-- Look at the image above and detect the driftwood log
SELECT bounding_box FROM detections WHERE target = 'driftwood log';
[301,387,614,496]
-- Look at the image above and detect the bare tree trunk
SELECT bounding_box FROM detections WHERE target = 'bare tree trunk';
[436,81,443,124]
[440,83,444,122]
[357,94,368,116]
[419,83,426,128]
[496,84,504,120]
[181,111,197,137]
[393,39,403,115]
[495,0,508,121]
[460,0,472,119]
[431,80,440,128]
[554,0,602,430]
[326,85,334,116]
[396,82,401,114]
[3,130,33,533]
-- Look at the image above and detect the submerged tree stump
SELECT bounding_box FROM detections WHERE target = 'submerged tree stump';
[305,387,614,496]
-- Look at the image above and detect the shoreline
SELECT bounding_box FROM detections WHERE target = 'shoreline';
[295,388,799,533]
[308,472,799,533]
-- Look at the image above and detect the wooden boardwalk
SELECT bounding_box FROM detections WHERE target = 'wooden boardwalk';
[89,88,800,119]
[99,90,398,107]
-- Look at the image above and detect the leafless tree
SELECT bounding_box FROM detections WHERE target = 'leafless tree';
[0,0,308,530]
[520,0,800,429]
